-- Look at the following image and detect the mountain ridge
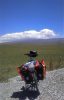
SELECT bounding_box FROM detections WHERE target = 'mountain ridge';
[0,38,64,45]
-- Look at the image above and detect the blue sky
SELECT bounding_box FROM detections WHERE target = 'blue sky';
[0,0,64,42]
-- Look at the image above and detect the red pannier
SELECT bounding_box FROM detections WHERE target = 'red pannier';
[17,59,46,83]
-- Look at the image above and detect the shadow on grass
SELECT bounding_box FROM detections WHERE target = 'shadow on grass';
[11,86,40,100]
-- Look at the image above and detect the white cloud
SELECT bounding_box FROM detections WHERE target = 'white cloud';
[0,29,56,43]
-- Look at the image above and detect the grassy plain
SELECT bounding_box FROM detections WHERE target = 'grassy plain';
[0,42,64,82]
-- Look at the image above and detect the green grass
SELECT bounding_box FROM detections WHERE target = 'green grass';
[0,42,64,82]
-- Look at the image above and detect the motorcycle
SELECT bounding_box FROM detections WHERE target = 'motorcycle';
[17,51,46,91]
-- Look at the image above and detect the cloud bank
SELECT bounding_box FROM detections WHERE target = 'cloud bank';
[0,29,56,43]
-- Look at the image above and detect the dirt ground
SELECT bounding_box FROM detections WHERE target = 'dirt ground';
[0,68,64,100]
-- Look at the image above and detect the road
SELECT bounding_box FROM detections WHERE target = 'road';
[0,68,64,100]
